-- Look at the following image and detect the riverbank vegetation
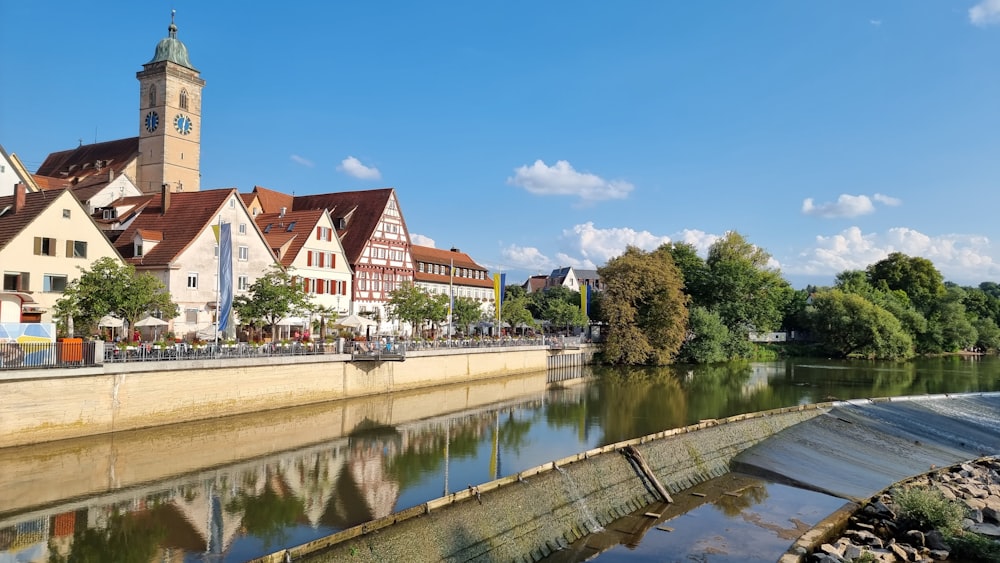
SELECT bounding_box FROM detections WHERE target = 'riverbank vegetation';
[592,231,1000,365]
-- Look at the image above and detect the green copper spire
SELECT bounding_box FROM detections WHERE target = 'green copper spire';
[148,10,195,69]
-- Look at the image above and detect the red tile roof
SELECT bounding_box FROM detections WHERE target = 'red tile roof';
[411,244,493,288]
[113,188,238,266]
[36,137,139,184]
[251,185,293,215]
[254,208,325,267]
[291,188,402,265]
[32,175,73,190]
[0,189,70,253]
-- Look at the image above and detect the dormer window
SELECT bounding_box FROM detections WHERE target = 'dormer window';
[135,242,144,257]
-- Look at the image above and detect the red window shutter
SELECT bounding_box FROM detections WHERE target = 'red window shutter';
[316,227,322,240]
[317,279,325,294]
[326,229,332,242]
[318,253,325,268]
[302,277,309,291]
[331,253,336,268]
[307,251,313,266]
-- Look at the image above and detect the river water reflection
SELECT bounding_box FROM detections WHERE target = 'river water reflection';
[1,357,997,562]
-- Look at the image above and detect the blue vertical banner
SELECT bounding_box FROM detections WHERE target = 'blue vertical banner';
[218,222,233,333]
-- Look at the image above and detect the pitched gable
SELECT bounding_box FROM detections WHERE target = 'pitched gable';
[291,188,400,264]
[113,189,235,264]
[254,208,326,267]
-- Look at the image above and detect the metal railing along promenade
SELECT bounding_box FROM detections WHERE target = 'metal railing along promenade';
[1,336,588,370]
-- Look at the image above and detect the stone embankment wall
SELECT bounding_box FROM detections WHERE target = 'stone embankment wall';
[0,345,593,448]
[249,404,830,563]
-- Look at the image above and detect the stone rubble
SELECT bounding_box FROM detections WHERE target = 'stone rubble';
[808,458,1000,563]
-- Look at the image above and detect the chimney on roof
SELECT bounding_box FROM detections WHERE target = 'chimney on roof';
[13,182,26,214]
[279,206,286,218]
[450,247,461,253]
[161,183,171,215]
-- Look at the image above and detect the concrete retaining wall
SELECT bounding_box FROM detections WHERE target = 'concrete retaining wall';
[0,345,594,448]
[251,403,831,563]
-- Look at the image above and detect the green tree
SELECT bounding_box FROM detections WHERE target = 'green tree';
[703,231,792,341]
[918,286,976,353]
[677,306,730,364]
[598,246,689,365]
[866,252,945,314]
[531,285,587,331]
[500,285,534,333]
[54,257,178,336]
[451,296,483,335]
[233,265,312,341]
[385,282,429,335]
[807,289,913,359]
[665,242,710,304]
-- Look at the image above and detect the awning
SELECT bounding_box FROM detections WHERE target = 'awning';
[0,291,45,312]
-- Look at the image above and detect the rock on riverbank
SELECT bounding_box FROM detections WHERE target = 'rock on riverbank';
[807,458,1000,563]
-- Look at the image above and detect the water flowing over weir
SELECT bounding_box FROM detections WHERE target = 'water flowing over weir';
[260,393,1000,563]
[732,393,1000,502]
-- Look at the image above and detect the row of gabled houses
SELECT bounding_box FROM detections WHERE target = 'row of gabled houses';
[0,155,495,338]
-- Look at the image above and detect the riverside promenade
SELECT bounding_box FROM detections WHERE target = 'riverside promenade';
[0,339,595,448]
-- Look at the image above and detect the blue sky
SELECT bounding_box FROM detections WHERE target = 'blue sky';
[3,1,1000,288]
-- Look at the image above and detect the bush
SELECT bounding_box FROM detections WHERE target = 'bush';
[892,485,965,534]
[946,531,1000,562]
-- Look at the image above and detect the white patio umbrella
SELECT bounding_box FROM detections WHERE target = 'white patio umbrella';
[98,315,124,341]
[134,316,169,340]
[333,314,377,329]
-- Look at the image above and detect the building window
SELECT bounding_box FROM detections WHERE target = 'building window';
[148,85,156,107]
[135,242,143,257]
[43,274,68,292]
[238,275,249,291]
[62,209,71,218]
[238,246,249,261]
[179,88,188,110]
[238,223,247,235]
[3,272,29,291]
[229,198,236,208]
[33,237,56,256]
[67,240,87,258]
[187,273,198,289]
[186,308,199,323]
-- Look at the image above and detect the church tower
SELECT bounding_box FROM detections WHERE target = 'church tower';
[136,11,205,193]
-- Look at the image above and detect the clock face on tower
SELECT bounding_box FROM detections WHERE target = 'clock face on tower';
[174,114,193,135]
[144,111,159,133]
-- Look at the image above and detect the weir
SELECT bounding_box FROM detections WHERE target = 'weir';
[253,393,1000,563]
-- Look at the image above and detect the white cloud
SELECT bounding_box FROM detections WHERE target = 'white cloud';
[802,194,875,218]
[337,156,382,180]
[870,19,882,26]
[788,226,998,284]
[970,0,1000,26]
[410,233,435,248]
[671,229,720,255]
[507,160,634,202]
[873,193,902,206]
[559,222,672,264]
[501,244,553,272]
[290,154,314,167]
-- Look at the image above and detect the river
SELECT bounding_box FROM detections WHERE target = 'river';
[1,356,997,562]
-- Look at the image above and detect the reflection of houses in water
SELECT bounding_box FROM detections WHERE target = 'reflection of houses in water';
[0,392,564,562]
